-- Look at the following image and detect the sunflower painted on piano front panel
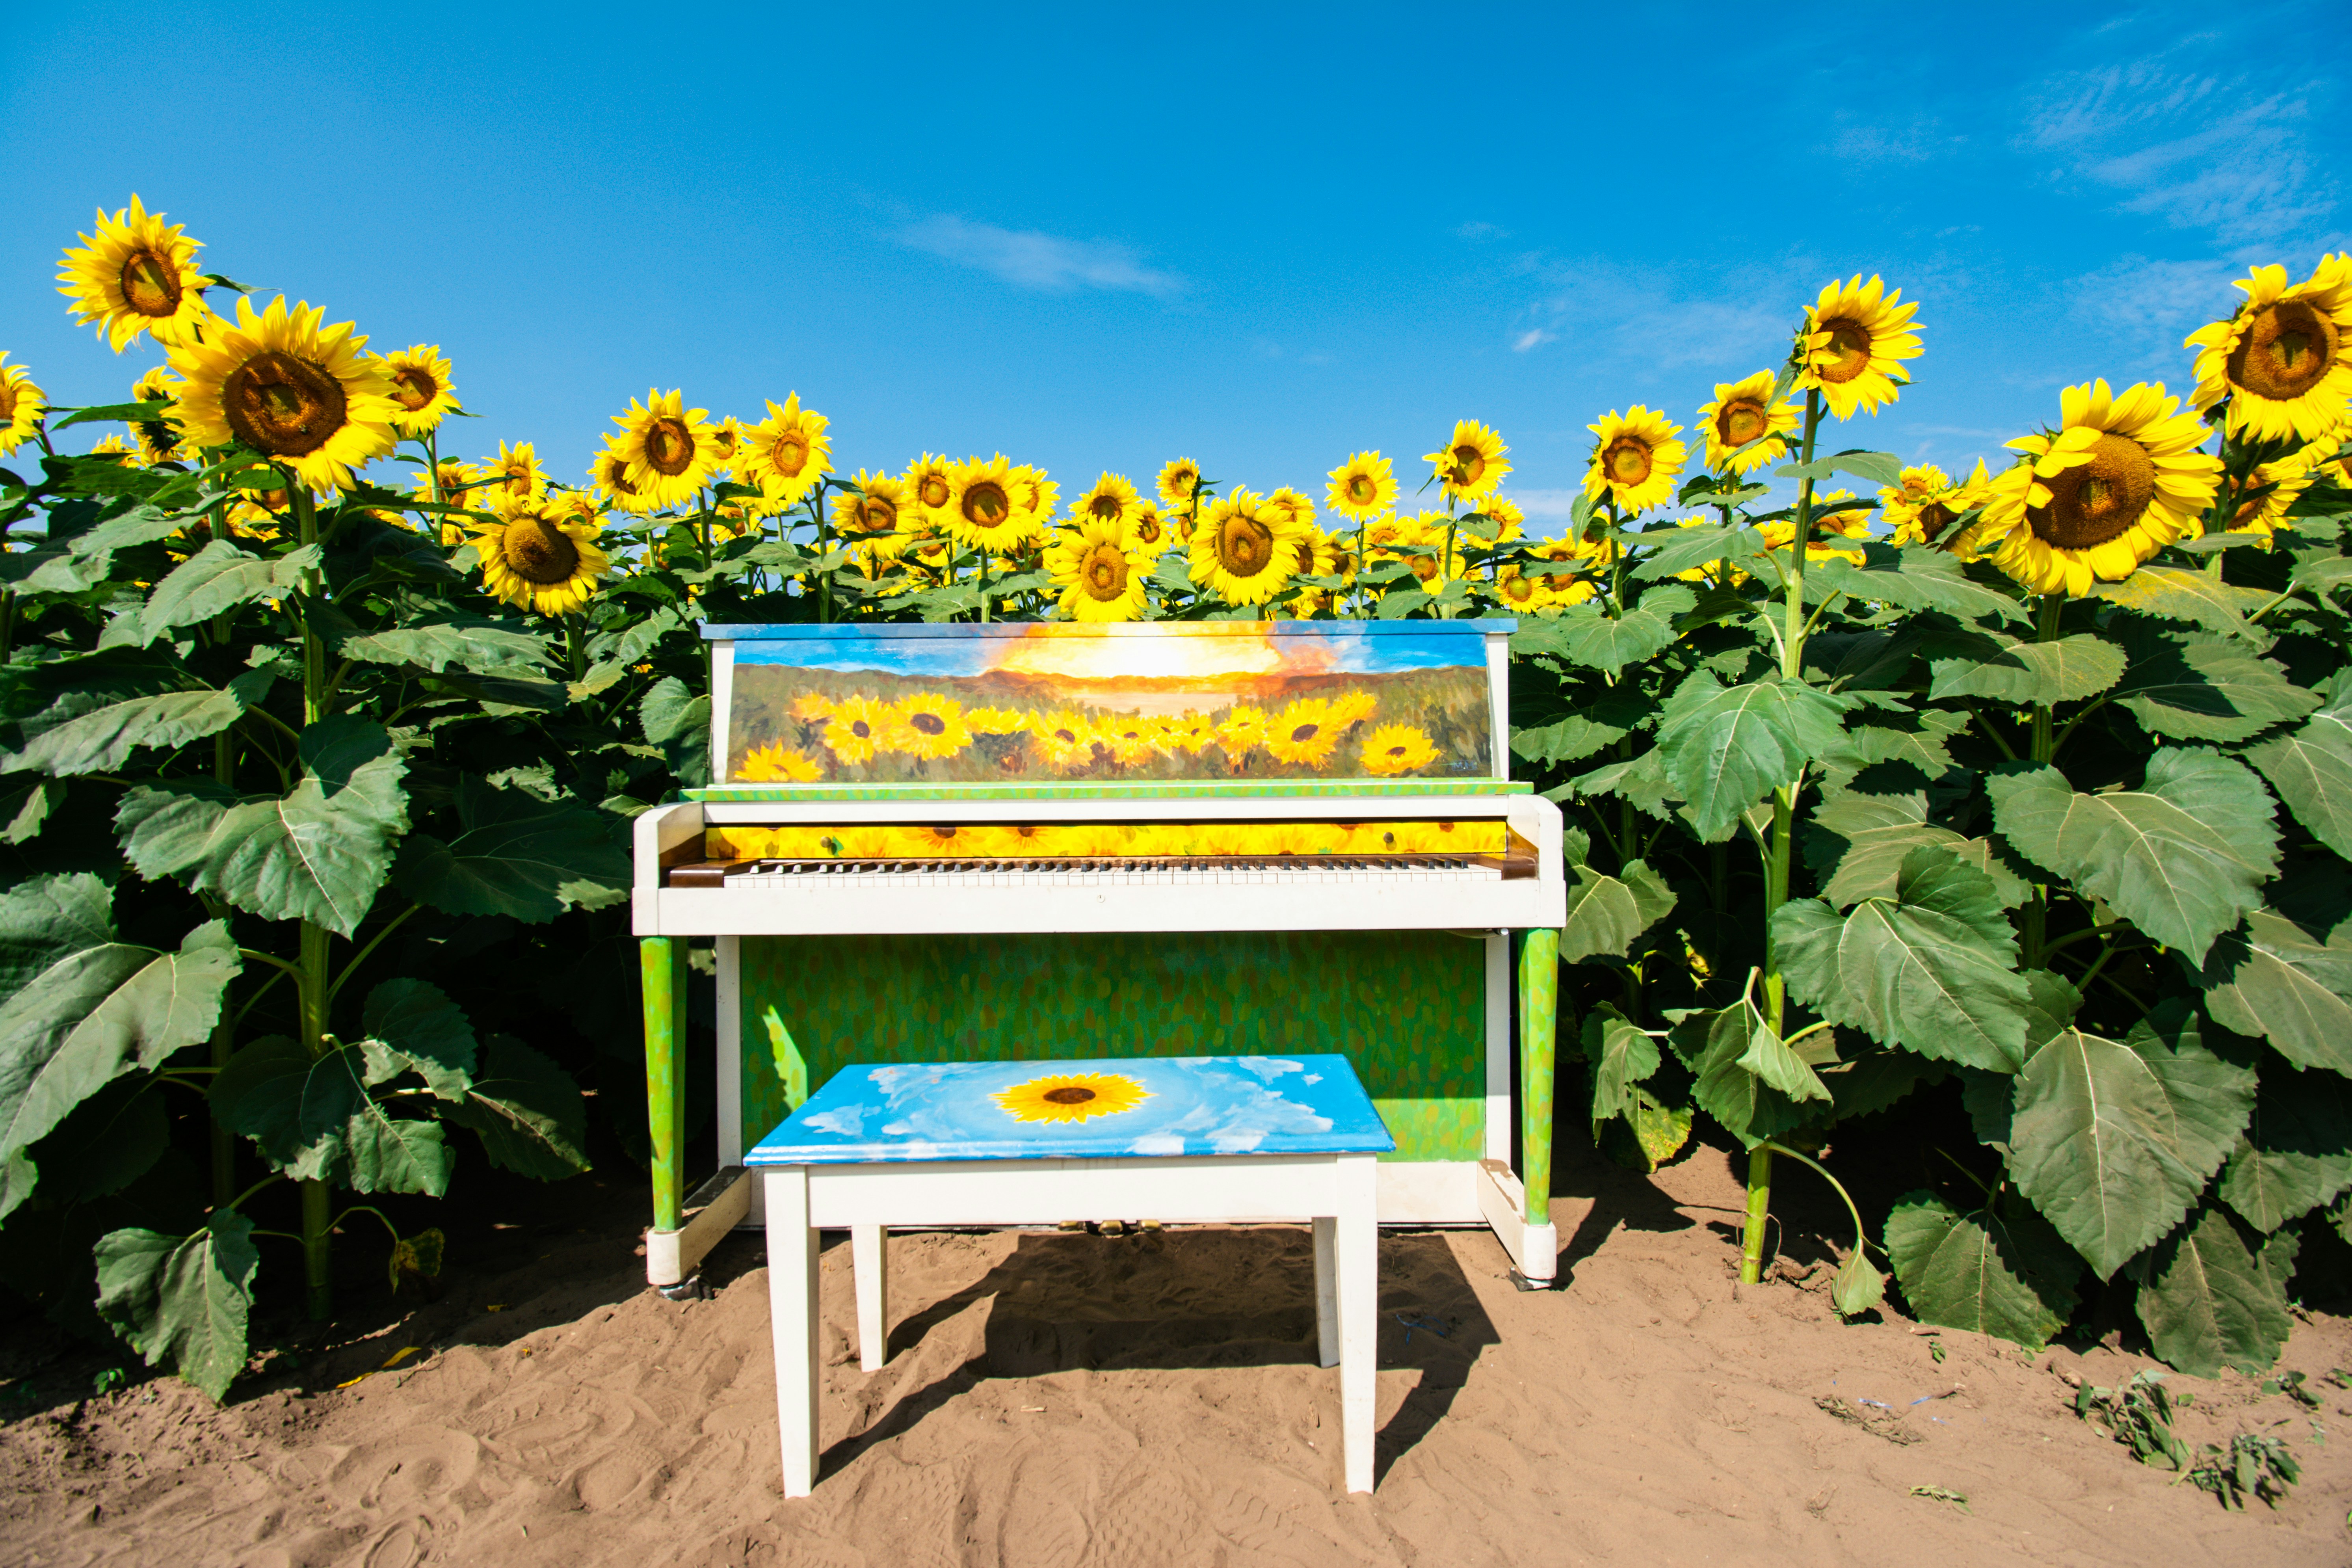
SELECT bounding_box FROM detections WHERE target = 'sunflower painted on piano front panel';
[1360,722,1441,777]
[885,692,972,760]
[820,696,893,764]
[1265,698,1342,769]
[736,742,821,783]
[992,1071,1153,1125]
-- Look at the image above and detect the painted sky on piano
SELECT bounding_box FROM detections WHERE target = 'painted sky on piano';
[725,619,1501,679]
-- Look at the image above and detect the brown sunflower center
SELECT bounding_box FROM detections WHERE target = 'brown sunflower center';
[602,457,639,496]
[854,497,896,534]
[2027,432,2158,550]
[1134,517,1162,546]
[221,351,349,458]
[962,480,1010,528]
[259,487,288,510]
[771,433,809,478]
[390,366,438,413]
[1502,574,1536,602]
[645,418,695,476]
[119,249,182,317]
[1290,722,1321,743]
[1604,436,1654,487]
[502,463,532,497]
[849,719,872,739]
[0,383,16,422]
[909,711,946,736]
[1915,500,1958,544]
[1716,397,1768,448]
[1410,554,1440,582]
[1449,445,1486,485]
[1346,473,1376,503]
[1081,543,1129,600]
[503,515,581,584]
[918,472,951,508]
[1088,493,1123,521]
[1215,513,1275,577]
[2229,300,2341,402]
[1052,728,1077,744]
[1169,469,1197,496]
[1815,318,1874,383]
[1042,1086,1096,1105]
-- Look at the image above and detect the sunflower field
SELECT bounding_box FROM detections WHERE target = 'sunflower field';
[2,197,2350,1398]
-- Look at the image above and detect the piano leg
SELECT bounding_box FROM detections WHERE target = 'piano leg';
[766,1165,820,1498]
[1516,928,1561,1284]
[641,937,690,1234]
[852,1224,889,1371]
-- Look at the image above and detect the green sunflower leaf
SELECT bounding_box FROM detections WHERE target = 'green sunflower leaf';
[0,671,272,778]
[338,618,552,675]
[93,1211,257,1404]
[1926,631,2127,705]
[135,539,323,646]
[1802,791,2028,909]
[1986,751,2280,965]
[10,502,188,594]
[446,1036,590,1181]
[0,874,238,1170]
[2111,632,2319,743]
[1559,856,1677,966]
[209,1036,452,1195]
[1673,1000,1824,1149]
[640,677,710,787]
[1583,1003,1660,1129]
[1511,714,1631,768]
[392,776,629,924]
[2245,691,2352,859]
[357,978,477,1099]
[2194,909,2352,1076]
[2092,564,2274,638]
[1626,523,1767,582]
[2007,1005,2254,1280]
[2136,1202,2296,1378]
[1655,669,1854,841]
[1884,1190,2081,1350]
[1518,586,1696,677]
[2218,1067,2352,1233]
[1811,544,2028,625]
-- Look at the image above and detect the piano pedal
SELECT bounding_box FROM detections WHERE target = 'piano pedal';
[657,1273,710,1302]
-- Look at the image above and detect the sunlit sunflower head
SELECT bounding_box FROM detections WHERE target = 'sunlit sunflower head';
[1188,491,1306,606]
[740,392,831,507]
[2185,260,2352,445]
[57,195,214,352]
[1265,487,1317,532]
[1071,471,1143,534]
[1033,709,1099,772]
[884,692,972,761]
[610,389,718,510]
[372,345,457,435]
[480,439,548,514]
[1490,564,1563,613]
[1045,515,1153,622]
[991,1071,1151,1125]
[903,452,957,519]
[821,696,893,765]
[1980,379,2224,597]
[1472,496,1526,543]
[830,470,913,561]
[1881,462,1993,553]
[704,417,744,480]
[468,501,611,616]
[1326,450,1397,521]
[738,742,822,783]
[0,353,46,459]
[166,294,401,494]
[1698,370,1800,474]
[946,453,1043,551]
[123,365,185,465]
[1580,406,1687,515]
[1126,501,1173,554]
[584,439,651,515]
[2224,444,2327,545]
[1424,420,1511,500]
[1359,723,1440,777]
[1264,698,1341,769]
[1010,464,1061,529]
[1794,274,1924,420]
[1157,457,1204,510]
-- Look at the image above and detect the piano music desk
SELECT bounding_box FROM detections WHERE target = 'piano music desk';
[747,1055,1396,1496]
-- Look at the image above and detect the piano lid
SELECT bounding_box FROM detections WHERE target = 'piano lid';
[699,619,1516,792]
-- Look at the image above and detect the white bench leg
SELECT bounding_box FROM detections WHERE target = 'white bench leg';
[766,1166,819,1498]
[1336,1153,1379,1494]
[852,1224,889,1371]
[1312,1216,1339,1369]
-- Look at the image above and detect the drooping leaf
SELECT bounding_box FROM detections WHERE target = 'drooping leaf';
[2245,693,2352,860]
[446,1035,591,1181]
[136,539,323,645]
[1811,544,2028,625]
[1627,523,1766,582]
[208,1035,452,1195]
[392,776,629,923]
[2092,565,2274,638]
[2195,908,2352,1075]
[2136,1202,2294,1378]
[1772,849,2035,1072]
[0,874,238,1168]
[1512,714,1631,768]
[1987,750,2281,965]
[2218,1068,2352,1233]
[2008,1006,2255,1278]
[2111,633,2319,743]
[0,779,63,844]
[1671,1001,1822,1149]
[19,1073,169,1209]
[1831,1248,1888,1318]
[1655,669,1854,841]
[338,618,552,674]
[93,1211,258,1403]
[356,977,477,1099]
[1802,790,2027,908]
[1517,587,1696,677]
[1559,856,1677,965]
[116,740,409,937]
[1884,1190,2082,1349]
[1556,749,1679,821]
[1735,1020,1833,1103]
[1813,709,1973,796]
[1583,1003,1660,1127]
[640,678,710,786]
[1820,1049,1947,1121]
[1927,632,2127,705]
[0,673,270,777]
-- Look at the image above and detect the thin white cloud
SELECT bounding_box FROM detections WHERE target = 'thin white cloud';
[897,216,1186,298]
[1828,115,1961,164]
[1507,255,1792,374]
[1512,328,1554,353]
[1457,221,1510,241]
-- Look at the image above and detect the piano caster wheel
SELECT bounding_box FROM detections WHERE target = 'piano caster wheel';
[1508,1269,1556,1293]
[657,1274,709,1302]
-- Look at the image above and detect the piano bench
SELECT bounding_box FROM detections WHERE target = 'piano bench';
[745,1055,1397,1497]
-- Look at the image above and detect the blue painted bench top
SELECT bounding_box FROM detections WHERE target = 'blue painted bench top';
[745,1055,1395,1165]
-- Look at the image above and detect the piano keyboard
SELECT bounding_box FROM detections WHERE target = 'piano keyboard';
[671,854,1517,888]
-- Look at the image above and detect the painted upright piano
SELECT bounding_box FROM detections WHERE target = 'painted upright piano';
[632,618,1567,1290]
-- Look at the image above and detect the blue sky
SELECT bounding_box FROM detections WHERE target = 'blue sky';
[3,2,2344,530]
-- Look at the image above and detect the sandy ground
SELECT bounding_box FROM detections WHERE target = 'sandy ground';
[6,1142,2352,1568]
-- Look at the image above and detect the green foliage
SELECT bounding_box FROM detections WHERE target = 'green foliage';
[2186,1433,2302,1510]
[93,1211,258,1403]
[2075,1369,2190,1470]
[1885,1188,2080,1349]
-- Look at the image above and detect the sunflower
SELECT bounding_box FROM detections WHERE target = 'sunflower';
[947,454,1045,553]
[1190,490,1305,606]
[965,707,1028,736]
[1471,496,1526,542]
[1099,715,1160,767]
[1128,502,1173,553]
[1265,487,1317,531]
[992,1071,1152,1125]
[468,501,609,615]
[832,470,913,561]
[1045,516,1153,622]
[1360,724,1440,777]
[1326,450,1396,521]
[738,743,822,783]
[1263,699,1342,768]
[1032,711,1099,772]
[1795,275,1924,420]
[1158,457,1203,510]
[739,394,831,508]
[167,295,401,493]
[1883,460,1993,552]
[816,696,891,765]
[1581,407,1686,515]
[2185,259,2352,444]
[2226,445,2326,543]
[896,824,978,857]
[123,366,183,464]
[374,345,457,435]
[1071,472,1144,533]
[705,417,743,481]
[483,439,547,512]
[579,440,647,515]
[57,195,213,352]
[1979,379,2224,597]
[904,453,957,521]
[1491,564,1565,612]
[885,693,972,760]
[609,389,719,510]
[789,692,836,725]
[1010,465,1061,530]
[1161,714,1216,754]
[0,353,45,458]
[1698,370,1800,474]
[1425,420,1510,501]
[1214,705,1268,763]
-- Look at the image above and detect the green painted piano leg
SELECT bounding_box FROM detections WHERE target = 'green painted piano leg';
[642,935,690,1232]
[1517,927,1561,1235]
